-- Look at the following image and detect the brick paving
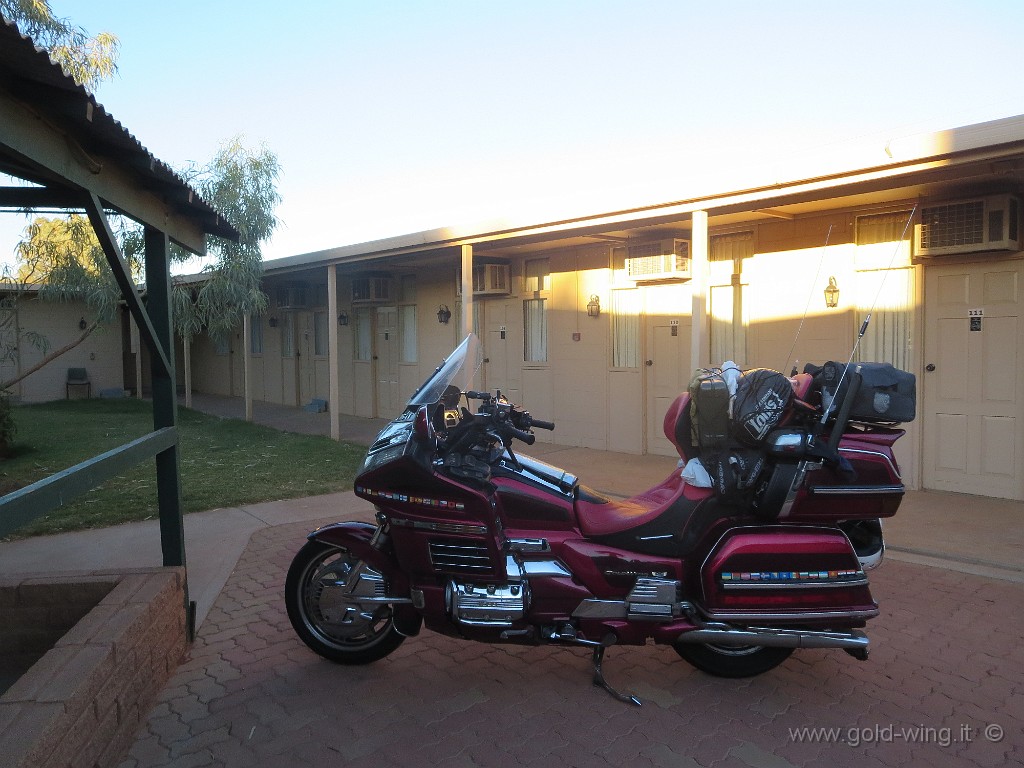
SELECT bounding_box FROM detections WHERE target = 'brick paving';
[118,513,1024,768]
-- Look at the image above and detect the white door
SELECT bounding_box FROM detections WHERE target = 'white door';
[645,316,692,456]
[375,306,399,417]
[922,261,1024,499]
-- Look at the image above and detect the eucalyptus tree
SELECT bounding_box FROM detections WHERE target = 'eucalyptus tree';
[1,0,119,90]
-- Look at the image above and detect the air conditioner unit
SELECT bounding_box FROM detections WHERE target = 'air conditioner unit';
[915,195,1021,257]
[456,263,511,296]
[625,238,691,281]
[351,276,393,304]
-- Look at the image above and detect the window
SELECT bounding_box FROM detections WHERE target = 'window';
[353,308,372,361]
[611,289,640,368]
[399,275,417,363]
[281,313,294,357]
[524,258,550,293]
[312,283,328,308]
[524,299,547,362]
[313,312,328,356]
[400,305,417,362]
[249,314,263,355]
[855,211,915,369]
[709,231,753,365]
[523,258,550,363]
[399,274,417,303]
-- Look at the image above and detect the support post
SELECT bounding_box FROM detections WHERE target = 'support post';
[690,210,709,373]
[461,244,473,339]
[327,264,341,441]
[243,313,253,422]
[183,335,193,409]
[143,226,186,571]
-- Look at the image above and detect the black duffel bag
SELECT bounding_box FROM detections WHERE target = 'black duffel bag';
[809,361,916,423]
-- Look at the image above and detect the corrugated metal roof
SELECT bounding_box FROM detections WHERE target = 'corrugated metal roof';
[0,16,238,241]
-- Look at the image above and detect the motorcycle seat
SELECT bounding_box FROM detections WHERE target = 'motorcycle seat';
[576,472,714,538]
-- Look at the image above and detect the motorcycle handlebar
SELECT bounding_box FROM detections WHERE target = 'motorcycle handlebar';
[508,426,536,445]
[529,418,555,431]
[465,390,489,400]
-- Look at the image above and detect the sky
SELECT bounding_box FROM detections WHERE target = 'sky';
[4,0,1024,270]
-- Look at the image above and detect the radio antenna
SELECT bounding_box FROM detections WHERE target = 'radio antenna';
[818,205,917,426]
[782,224,833,375]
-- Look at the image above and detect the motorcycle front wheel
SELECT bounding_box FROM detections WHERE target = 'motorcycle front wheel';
[285,540,405,664]
[673,642,793,678]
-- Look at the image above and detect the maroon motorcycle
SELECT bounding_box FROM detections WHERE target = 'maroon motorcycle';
[285,334,914,704]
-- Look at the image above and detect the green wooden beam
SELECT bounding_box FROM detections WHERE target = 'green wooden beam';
[0,427,177,538]
[0,186,85,210]
[144,226,187,569]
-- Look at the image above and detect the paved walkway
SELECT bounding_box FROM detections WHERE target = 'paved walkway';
[116,513,1023,768]
[2,394,1022,766]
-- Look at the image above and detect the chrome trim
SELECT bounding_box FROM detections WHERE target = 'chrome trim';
[721,577,869,591]
[520,560,572,578]
[703,607,880,622]
[335,595,415,604]
[676,626,869,651]
[838,447,901,479]
[571,598,628,619]
[508,537,550,552]
[391,518,488,535]
[698,524,851,604]
[808,484,905,496]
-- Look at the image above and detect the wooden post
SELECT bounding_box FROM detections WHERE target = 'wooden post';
[143,226,186,571]
[691,209,709,373]
[327,264,341,441]
[243,313,253,422]
[183,335,193,409]
[461,244,473,338]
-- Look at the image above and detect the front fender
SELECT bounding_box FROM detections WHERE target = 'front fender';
[307,521,421,636]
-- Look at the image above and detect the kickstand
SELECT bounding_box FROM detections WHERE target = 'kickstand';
[591,640,641,707]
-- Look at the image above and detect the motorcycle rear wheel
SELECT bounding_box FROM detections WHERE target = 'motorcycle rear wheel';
[673,642,793,678]
[285,540,405,664]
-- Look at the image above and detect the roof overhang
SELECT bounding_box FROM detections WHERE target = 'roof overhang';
[263,113,1024,275]
[0,17,238,254]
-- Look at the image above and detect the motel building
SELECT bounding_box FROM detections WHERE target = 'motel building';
[182,114,1024,502]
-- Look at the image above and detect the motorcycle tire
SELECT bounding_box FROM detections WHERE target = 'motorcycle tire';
[285,540,405,664]
[673,642,793,678]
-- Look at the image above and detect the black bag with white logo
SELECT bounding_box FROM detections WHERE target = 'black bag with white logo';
[814,361,916,423]
[731,368,793,447]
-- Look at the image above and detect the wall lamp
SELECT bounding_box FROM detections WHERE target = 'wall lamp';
[437,304,452,325]
[824,276,840,309]
[337,311,349,326]
[268,316,279,328]
[78,317,87,330]
[587,294,601,318]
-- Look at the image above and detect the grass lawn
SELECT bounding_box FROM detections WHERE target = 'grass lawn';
[1,398,367,539]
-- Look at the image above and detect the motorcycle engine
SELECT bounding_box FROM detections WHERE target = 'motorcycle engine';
[446,556,530,627]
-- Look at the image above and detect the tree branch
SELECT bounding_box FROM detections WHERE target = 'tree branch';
[1,321,99,391]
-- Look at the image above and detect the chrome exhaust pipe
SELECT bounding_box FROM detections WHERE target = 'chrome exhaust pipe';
[677,625,869,651]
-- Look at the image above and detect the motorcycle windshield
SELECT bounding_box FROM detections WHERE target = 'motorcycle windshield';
[407,333,483,408]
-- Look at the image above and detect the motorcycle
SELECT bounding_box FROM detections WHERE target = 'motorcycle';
[285,334,913,704]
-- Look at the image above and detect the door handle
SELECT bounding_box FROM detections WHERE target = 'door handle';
[925,363,936,372]
[645,360,654,366]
